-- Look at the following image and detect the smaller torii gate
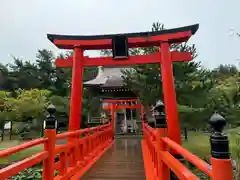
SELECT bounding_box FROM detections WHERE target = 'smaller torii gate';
[103,99,143,134]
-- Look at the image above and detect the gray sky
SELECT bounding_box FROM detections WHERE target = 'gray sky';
[0,0,239,69]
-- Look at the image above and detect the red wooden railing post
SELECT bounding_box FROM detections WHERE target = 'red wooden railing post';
[209,113,233,180]
[110,104,115,139]
[156,129,170,180]
[153,101,170,180]
[69,134,79,167]
[42,105,57,180]
[43,130,56,180]
[59,152,67,176]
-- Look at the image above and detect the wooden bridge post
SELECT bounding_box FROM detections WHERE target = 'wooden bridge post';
[153,100,184,180]
[153,101,170,180]
[209,113,233,180]
[141,106,145,135]
[43,105,57,180]
[110,104,115,139]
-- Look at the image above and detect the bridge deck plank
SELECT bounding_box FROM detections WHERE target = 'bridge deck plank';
[81,138,146,180]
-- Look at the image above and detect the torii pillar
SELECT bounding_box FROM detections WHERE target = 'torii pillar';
[69,48,84,131]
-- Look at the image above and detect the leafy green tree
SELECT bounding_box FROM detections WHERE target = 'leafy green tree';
[6,57,41,90]
[0,64,11,90]
[36,49,55,90]
[49,95,70,115]
[13,89,51,122]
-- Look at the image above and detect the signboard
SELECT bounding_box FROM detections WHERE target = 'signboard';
[4,121,11,130]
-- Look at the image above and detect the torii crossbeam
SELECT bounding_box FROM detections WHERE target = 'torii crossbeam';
[47,24,199,150]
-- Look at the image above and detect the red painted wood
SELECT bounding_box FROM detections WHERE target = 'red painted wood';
[0,152,48,179]
[162,137,212,177]
[104,99,137,103]
[142,122,199,180]
[71,140,114,179]
[104,104,142,110]
[211,158,233,180]
[53,31,192,50]
[110,104,115,138]
[160,151,198,179]
[53,125,113,179]
[55,51,192,67]
[68,48,84,131]
[160,42,182,149]
[141,140,158,180]
[43,129,56,180]
[0,138,47,157]
[56,124,110,140]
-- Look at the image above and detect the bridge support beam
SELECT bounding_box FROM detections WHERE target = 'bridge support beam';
[69,48,84,131]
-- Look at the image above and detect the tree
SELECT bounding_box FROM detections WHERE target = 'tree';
[36,49,56,90]
[212,64,238,78]
[207,74,240,125]
[0,63,11,90]
[125,23,209,106]
[6,57,41,91]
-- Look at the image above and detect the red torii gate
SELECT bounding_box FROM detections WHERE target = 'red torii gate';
[103,99,142,133]
[47,24,199,147]
[0,24,234,180]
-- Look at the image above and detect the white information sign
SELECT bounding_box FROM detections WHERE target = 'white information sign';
[4,121,11,130]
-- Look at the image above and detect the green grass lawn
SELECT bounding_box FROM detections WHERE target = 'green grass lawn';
[183,132,210,158]
[182,129,240,179]
[0,140,43,166]
[183,128,240,159]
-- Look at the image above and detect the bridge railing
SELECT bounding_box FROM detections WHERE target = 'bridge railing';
[142,112,234,180]
[0,121,113,180]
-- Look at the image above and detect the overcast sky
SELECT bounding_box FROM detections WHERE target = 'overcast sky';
[0,0,239,69]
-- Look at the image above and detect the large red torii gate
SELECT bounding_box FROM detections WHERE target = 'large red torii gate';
[47,24,199,147]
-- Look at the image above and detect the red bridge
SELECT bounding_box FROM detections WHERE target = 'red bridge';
[0,24,234,180]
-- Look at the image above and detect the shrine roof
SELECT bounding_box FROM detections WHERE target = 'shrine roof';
[84,67,128,88]
[47,24,199,49]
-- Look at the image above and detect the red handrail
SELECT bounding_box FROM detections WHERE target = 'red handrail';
[56,124,109,139]
[0,152,48,179]
[161,137,212,177]
[142,122,234,180]
[0,122,114,180]
[0,138,47,157]
[160,151,198,180]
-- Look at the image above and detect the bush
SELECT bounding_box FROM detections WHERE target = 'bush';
[0,89,50,122]
[9,168,42,180]
[0,88,91,137]
[9,167,58,180]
